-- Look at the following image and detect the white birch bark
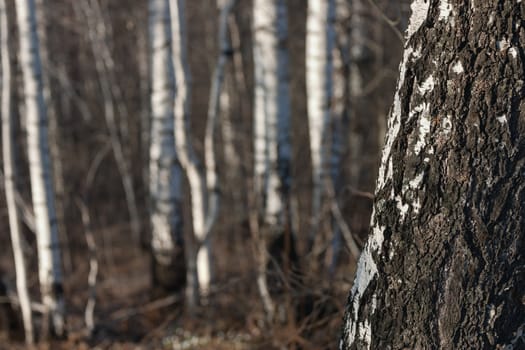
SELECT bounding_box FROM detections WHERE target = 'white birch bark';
[169,0,206,306]
[14,0,65,336]
[253,0,291,231]
[35,0,72,275]
[306,0,336,243]
[170,0,235,304]
[1,0,33,342]
[149,0,184,284]
[252,0,291,320]
[204,0,236,246]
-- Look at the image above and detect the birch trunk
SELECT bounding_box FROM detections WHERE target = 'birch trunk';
[252,0,293,320]
[341,1,525,348]
[1,0,33,342]
[306,0,336,245]
[169,0,233,304]
[35,0,71,275]
[202,0,236,289]
[14,0,65,337]
[149,0,186,294]
[253,0,291,233]
[223,13,246,224]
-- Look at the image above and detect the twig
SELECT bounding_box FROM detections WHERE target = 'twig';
[76,198,98,336]
[366,0,404,43]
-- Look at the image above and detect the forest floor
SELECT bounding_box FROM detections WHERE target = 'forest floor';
[0,220,359,350]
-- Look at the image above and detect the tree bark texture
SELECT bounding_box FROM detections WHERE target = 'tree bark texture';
[341,1,525,349]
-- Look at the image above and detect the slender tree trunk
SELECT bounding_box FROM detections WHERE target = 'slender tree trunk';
[169,0,233,305]
[253,0,291,232]
[341,1,525,348]
[169,0,206,307]
[14,0,65,337]
[35,0,72,275]
[328,0,353,274]
[138,12,151,207]
[252,0,293,320]
[199,0,236,297]
[148,0,186,295]
[75,0,142,244]
[306,0,336,247]
[1,0,33,343]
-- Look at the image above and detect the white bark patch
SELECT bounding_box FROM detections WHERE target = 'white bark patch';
[409,172,425,189]
[377,46,415,190]
[413,104,431,155]
[509,47,518,59]
[418,75,435,94]
[497,37,510,51]
[439,0,452,21]
[442,114,452,135]
[345,222,384,346]
[452,61,464,74]
[357,320,372,350]
[395,195,409,220]
[406,0,430,40]
[488,13,495,25]
[497,114,507,124]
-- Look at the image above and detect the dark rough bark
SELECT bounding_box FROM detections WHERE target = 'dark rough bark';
[341,1,525,349]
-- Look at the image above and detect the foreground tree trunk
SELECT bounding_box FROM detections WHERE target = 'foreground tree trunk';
[14,0,65,337]
[1,0,33,343]
[340,1,525,348]
[148,0,186,295]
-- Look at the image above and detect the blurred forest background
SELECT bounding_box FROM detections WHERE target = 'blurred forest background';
[0,0,410,348]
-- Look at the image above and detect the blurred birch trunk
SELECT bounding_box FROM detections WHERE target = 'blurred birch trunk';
[148,0,186,295]
[168,0,234,306]
[14,0,65,337]
[252,0,293,320]
[306,0,336,247]
[1,0,33,342]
